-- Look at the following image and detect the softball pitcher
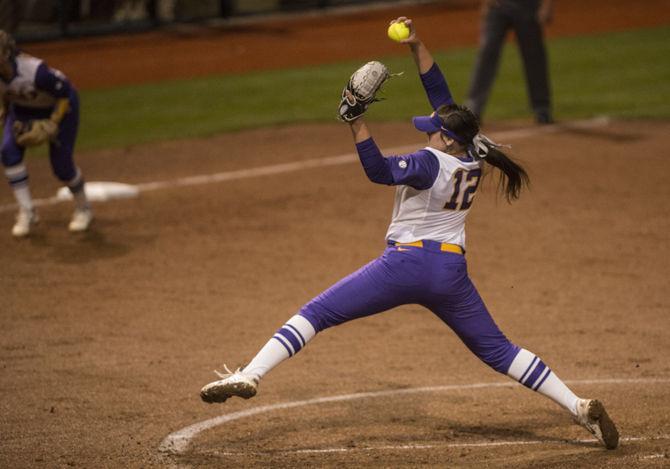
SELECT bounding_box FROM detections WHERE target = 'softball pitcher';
[0,30,92,237]
[200,18,619,449]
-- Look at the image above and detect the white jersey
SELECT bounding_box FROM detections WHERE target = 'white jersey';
[385,147,483,248]
[0,54,61,109]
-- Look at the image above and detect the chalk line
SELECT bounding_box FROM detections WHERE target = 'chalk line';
[200,434,670,457]
[159,376,669,455]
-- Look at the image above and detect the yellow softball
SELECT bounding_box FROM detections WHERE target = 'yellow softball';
[387,22,410,43]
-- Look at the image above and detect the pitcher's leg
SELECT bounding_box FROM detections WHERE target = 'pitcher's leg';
[248,252,414,377]
[242,313,317,380]
[427,283,581,410]
[201,248,416,403]
[506,348,579,414]
[425,282,519,374]
[507,347,618,448]
[298,251,419,332]
[426,273,618,448]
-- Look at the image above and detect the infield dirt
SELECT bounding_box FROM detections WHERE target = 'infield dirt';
[1,1,669,468]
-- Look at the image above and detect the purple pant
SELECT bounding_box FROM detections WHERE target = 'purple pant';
[300,240,520,374]
[1,91,80,182]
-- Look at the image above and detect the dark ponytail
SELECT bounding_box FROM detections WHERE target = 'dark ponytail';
[480,145,529,202]
[436,103,530,202]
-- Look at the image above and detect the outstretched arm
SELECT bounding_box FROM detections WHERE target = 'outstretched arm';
[391,17,455,109]
[397,17,435,74]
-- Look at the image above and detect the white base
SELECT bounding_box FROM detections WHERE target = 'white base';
[56,182,139,202]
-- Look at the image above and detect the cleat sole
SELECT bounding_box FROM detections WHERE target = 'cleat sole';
[588,400,619,450]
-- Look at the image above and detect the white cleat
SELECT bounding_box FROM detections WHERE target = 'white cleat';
[200,365,259,404]
[68,207,93,232]
[575,398,619,449]
[12,209,39,237]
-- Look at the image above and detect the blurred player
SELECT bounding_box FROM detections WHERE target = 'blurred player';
[0,30,92,237]
[199,17,618,450]
[466,0,554,124]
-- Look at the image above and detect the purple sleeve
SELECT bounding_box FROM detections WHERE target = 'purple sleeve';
[420,62,454,110]
[355,138,440,190]
[34,63,72,98]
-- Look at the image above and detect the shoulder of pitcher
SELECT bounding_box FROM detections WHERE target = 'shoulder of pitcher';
[387,149,440,190]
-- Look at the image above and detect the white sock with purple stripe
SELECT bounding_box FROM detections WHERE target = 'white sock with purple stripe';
[242,314,316,380]
[507,348,580,416]
[5,164,33,211]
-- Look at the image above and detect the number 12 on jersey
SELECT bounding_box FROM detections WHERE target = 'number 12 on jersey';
[444,169,481,211]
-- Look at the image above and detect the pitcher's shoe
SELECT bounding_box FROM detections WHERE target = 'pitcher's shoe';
[12,208,39,237]
[200,365,258,403]
[575,398,619,449]
[68,207,93,232]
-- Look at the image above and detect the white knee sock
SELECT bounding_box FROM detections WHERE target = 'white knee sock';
[507,348,580,415]
[13,185,34,212]
[243,314,316,380]
[5,164,33,211]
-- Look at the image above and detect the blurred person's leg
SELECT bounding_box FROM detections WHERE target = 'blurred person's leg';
[512,0,552,123]
[220,0,233,18]
[466,5,511,120]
